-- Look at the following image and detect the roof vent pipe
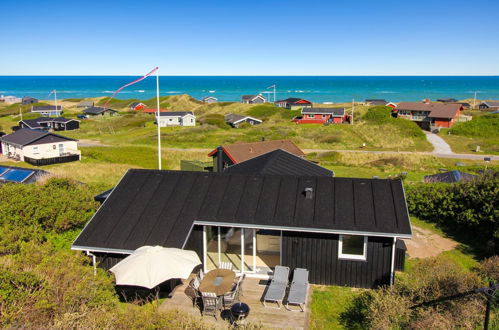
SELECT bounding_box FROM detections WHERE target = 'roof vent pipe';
[304,187,313,199]
[216,146,224,173]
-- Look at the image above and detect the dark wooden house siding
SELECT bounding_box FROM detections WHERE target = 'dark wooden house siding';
[281,231,393,288]
[184,225,204,261]
[95,252,127,270]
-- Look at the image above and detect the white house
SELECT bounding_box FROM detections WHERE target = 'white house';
[31,105,63,116]
[0,129,80,166]
[0,95,22,104]
[156,111,196,127]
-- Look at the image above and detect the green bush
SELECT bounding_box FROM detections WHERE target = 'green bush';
[450,114,499,137]
[362,106,392,122]
[0,178,98,254]
[341,256,486,329]
[198,113,228,129]
[405,172,498,256]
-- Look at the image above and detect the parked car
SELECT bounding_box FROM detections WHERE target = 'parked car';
[77,114,88,119]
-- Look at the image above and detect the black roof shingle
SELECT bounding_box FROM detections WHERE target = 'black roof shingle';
[223,149,333,177]
[0,128,76,147]
[72,170,412,253]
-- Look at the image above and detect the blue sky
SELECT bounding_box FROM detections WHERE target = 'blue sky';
[1,0,498,75]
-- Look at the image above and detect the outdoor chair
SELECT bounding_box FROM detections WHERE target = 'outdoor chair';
[263,265,290,309]
[201,292,221,320]
[219,262,233,270]
[188,277,201,308]
[286,268,309,312]
[236,273,245,297]
[222,282,240,309]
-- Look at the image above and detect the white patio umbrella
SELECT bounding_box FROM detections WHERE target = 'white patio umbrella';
[109,246,201,289]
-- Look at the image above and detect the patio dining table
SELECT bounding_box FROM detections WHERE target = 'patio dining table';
[199,269,236,296]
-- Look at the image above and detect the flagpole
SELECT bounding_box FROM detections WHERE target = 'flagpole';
[274,85,276,102]
[156,68,161,170]
[54,89,57,117]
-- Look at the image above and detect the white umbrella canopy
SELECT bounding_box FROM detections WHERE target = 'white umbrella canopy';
[109,246,202,289]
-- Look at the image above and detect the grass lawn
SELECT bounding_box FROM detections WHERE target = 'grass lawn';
[309,286,363,330]
[438,130,499,155]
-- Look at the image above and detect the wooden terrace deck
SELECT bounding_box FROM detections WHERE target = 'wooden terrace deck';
[159,276,310,329]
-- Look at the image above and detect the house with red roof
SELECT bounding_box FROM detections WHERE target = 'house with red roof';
[395,101,463,130]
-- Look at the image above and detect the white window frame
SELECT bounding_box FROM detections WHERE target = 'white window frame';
[338,235,367,261]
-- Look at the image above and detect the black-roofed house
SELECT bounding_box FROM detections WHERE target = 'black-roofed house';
[0,128,80,165]
[478,101,499,110]
[275,98,313,110]
[225,113,262,128]
[31,105,63,116]
[19,117,80,131]
[293,108,347,124]
[83,106,118,116]
[365,99,387,106]
[223,149,334,177]
[241,94,266,104]
[22,97,39,105]
[72,169,411,288]
[436,98,458,103]
[156,111,196,127]
[424,170,478,183]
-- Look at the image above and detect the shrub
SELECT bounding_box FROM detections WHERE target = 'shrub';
[479,256,499,283]
[0,178,98,254]
[198,113,228,129]
[362,106,392,122]
[405,173,499,256]
[341,256,486,329]
[450,114,499,137]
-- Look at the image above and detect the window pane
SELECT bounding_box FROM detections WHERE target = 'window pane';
[342,235,364,255]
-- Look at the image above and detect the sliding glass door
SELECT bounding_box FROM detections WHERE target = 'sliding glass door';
[204,226,281,275]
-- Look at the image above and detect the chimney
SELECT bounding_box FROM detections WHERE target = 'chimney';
[304,187,313,199]
[216,146,224,173]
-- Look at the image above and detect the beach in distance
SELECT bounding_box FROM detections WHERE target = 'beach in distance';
[1,76,498,102]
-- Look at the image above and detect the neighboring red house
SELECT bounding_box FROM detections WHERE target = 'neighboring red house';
[386,102,397,109]
[129,102,146,111]
[395,102,462,130]
[275,98,313,110]
[208,139,304,172]
[293,108,347,124]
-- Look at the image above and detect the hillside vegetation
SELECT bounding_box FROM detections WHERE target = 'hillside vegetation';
[439,114,499,154]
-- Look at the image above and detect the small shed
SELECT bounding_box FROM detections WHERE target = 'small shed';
[129,102,146,110]
[478,101,499,110]
[225,114,262,128]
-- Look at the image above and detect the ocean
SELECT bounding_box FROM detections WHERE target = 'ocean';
[0,76,498,103]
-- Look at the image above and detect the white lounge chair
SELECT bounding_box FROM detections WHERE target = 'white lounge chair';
[263,265,290,309]
[286,268,309,312]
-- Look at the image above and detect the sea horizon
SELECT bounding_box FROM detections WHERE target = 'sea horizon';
[1,75,498,103]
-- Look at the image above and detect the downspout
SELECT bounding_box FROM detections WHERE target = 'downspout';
[390,237,396,285]
[86,251,97,276]
[216,146,224,173]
